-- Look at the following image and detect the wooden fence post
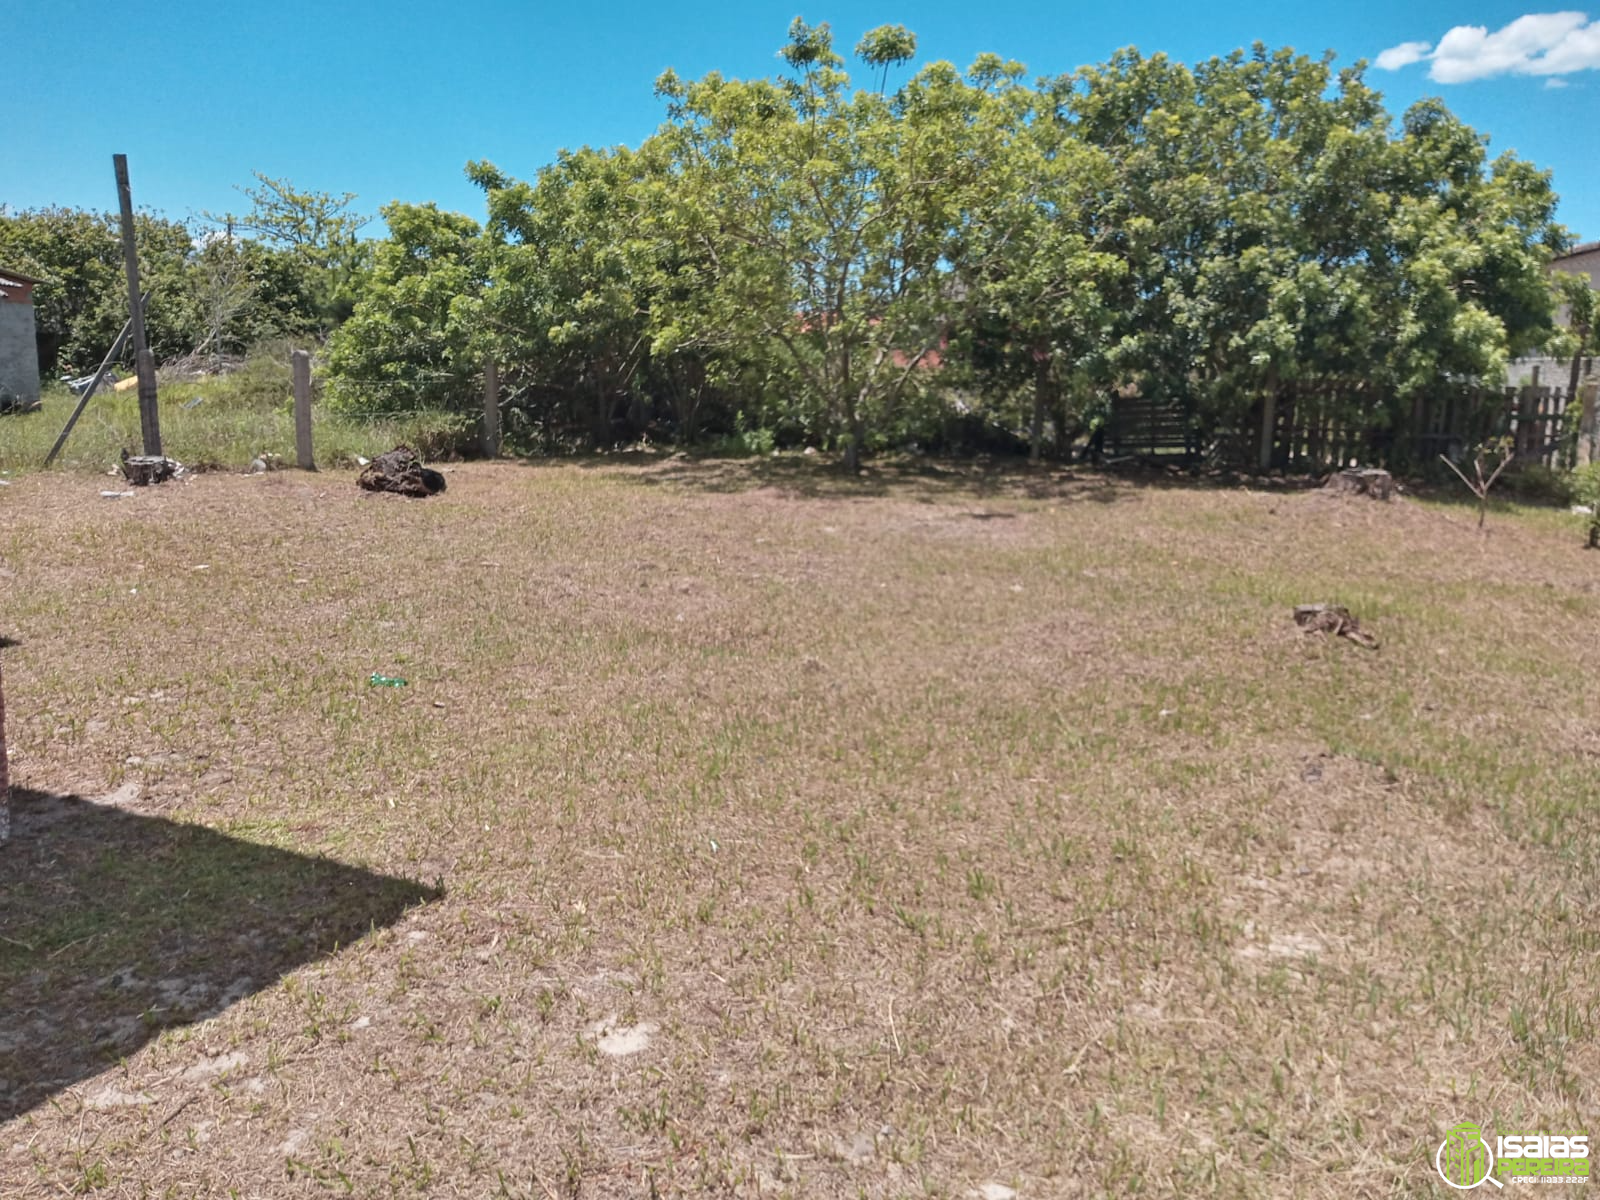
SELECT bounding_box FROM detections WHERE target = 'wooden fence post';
[483,360,500,458]
[1514,367,1539,463]
[1580,381,1600,468]
[292,350,314,470]
[113,154,161,457]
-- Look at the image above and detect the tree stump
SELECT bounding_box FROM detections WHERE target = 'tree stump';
[1323,468,1394,500]
[119,454,177,486]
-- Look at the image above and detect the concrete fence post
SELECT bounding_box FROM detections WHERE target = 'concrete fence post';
[292,350,314,471]
[483,360,500,458]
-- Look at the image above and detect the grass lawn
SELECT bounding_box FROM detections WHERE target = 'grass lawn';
[2,457,1598,1197]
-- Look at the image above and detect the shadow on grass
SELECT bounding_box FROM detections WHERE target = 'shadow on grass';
[501,447,1390,507]
[594,454,1589,519]
[0,787,440,1123]
[510,451,1151,503]
[499,446,1596,524]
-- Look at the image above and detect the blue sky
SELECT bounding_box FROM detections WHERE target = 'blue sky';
[2,1,1596,241]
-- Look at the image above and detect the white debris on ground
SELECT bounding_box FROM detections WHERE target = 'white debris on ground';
[587,1016,657,1057]
[180,1051,248,1083]
[85,1086,154,1110]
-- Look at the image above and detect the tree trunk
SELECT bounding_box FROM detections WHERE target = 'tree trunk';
[1570,326,1589,411]
[592,379,610,446]
[1056,390,1076,461]
[840,387,862,473]
[677,395,696,446]
[673,373,699,446]
[1030,351,1051,464]
[627,391,646,440]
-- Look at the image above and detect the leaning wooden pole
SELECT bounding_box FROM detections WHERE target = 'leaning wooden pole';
[113,153,162,457]
[43,289,150,467]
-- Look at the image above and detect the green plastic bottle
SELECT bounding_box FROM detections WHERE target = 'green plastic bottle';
[368,673,408,688]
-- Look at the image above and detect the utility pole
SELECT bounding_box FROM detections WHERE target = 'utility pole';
[113,154,162,456]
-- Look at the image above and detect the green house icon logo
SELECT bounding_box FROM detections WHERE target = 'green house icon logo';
[1436,1121,1501,1190]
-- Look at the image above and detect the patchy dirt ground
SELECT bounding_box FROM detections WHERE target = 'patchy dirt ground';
[2,459,1599,1197]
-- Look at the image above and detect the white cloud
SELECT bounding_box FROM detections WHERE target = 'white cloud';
[1545,75,1572,85]
[1375,40,1434,70]
[1376,11,1600,82]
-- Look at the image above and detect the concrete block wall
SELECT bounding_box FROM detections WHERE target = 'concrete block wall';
[0,302,40,411]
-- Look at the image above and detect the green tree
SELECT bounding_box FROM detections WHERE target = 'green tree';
[652,20,994,469]
[331,26,1568,467]
[1552,271,1598,401]
[323,202,485,415]
[953,63,1125,459]
[191,236,257,362]
[211,172,371,330]
[470,148,660,444]
[1065,47,1564,460]
[0,206,201,376]
[1379,101,1563,397]
[855,24,917,94]
[469,143,756,447]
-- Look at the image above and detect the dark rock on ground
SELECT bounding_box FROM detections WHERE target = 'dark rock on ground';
[357,447,446,498]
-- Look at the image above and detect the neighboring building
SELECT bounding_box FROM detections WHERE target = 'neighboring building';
[1507,240,1599,388]
[0,265,43,412]
[1552,239,1600,291]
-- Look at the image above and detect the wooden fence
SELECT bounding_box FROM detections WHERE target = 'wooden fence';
[1106,373,1599,472]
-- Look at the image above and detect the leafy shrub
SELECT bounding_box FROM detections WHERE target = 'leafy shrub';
[1501,464,1574,505]
[388,409,477,459]
[1569,463,1600,547]
[702,427,778,457]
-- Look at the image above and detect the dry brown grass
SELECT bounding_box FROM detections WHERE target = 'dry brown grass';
[3,458,1599,1198]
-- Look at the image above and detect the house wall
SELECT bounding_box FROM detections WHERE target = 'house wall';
[1551,243,1600,327]
[1509,244,1600,384]
[1553,245,1600,289]
[0,300,41,410]
[1507,355,1596,387]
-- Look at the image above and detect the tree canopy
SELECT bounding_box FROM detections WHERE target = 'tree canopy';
[0,185,343,377]
[325,23,1569,461]
[6,23,1577,465]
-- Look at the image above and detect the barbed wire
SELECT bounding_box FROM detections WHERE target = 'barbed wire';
[325,374,468,385]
